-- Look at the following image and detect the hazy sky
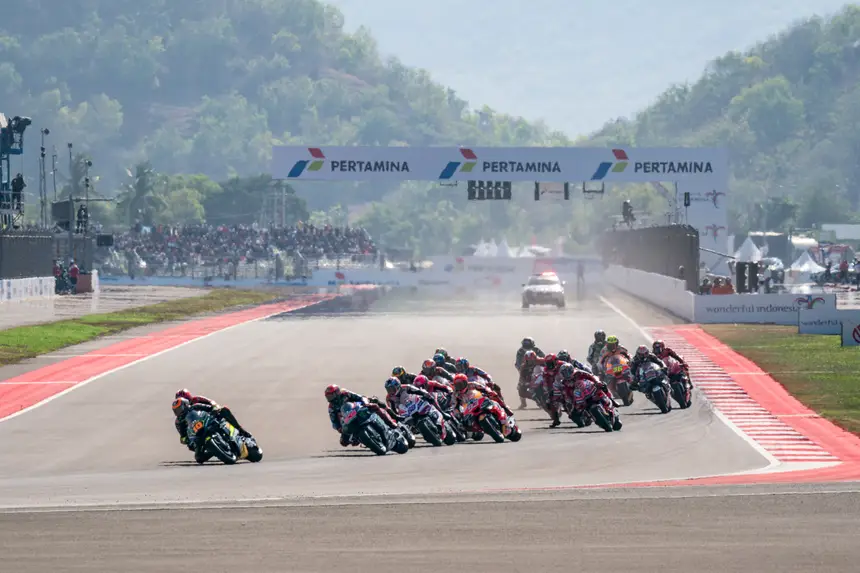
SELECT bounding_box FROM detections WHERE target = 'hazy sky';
[329,0,848,137]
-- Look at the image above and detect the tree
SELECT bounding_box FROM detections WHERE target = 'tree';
[115,161,167,226]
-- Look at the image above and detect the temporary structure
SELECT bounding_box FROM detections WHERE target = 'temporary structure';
[734,237,763,263]
[787,251,825,283]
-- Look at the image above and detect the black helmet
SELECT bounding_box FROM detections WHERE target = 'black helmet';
[435,347,449,359]
[594,330,606,342]
[557,350,571,363]
[521,337,535,349]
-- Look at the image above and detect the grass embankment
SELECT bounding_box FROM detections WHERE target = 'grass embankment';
[704,324,860,436]
[0,289,277,366]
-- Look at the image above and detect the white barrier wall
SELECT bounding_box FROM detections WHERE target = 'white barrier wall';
[798,306,860,335]
[0,276,55,304]
[604,265,694,320]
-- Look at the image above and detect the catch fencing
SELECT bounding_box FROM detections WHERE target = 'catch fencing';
[0,231,53,279]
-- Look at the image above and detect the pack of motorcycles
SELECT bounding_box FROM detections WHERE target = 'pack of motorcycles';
[181,353,693,462]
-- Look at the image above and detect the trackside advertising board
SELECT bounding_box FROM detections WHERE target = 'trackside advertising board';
[693,293,837,325]
[270,146,728,184]
[841,320,860,346]
[798,307,860,335]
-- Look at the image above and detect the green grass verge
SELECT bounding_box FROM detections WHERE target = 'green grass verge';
[0,289,277,366]
[704,324,860,437]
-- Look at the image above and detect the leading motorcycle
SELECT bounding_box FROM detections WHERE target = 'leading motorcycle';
[185,409,263,465]
[460,388,522,443]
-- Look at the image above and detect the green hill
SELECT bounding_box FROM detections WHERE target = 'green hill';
[587,4,860,235]
[1,0,568,212]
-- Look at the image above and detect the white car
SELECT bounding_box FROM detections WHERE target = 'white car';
[521,272,566,309]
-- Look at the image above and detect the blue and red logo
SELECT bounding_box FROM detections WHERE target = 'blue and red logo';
[794,295,826,309]
[439,148,478,179]
[591,149,629,180]
[287,148,326,178]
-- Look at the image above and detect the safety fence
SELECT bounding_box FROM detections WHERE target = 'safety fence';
[600,225,700,292]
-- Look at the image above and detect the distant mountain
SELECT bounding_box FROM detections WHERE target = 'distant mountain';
[329,0,849,135]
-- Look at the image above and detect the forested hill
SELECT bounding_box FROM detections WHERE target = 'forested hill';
[587,4,860,234]
[1,0,568,198]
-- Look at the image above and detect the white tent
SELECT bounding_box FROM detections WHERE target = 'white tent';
[473,240,490,257]
[496,238,515,257]
[734,237,763,263]
[485,238,498,257]
[787,251,826,284]
[517,244,536,257]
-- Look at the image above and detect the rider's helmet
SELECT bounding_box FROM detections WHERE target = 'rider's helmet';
[606,335,619,353]
[559,363,575,380]
[435,348,450,360]
[521,337,535,349]
[421,359,436,376]
[384,377,402,396]
[636,345,649,358]
[433,353,447,366]
[524,350,538,365]
[543,353,558,370]
[175,388,192,401]
[594,330,606,343]
[557,350,572,363]
[652,340,665,355]
[413,374,429,389]
[172,397,190,418]
[455,357,469,372]
[452,373,469,392]
[324,384,341,403]
[391,366,406,379]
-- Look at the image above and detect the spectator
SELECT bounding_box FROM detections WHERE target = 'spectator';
[101,223,378,277]
[68,259,80,292]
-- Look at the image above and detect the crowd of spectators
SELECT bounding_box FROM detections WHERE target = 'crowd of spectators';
[101,222,378,276]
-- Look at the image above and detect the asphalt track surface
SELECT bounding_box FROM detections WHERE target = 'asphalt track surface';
[1,288,857,571]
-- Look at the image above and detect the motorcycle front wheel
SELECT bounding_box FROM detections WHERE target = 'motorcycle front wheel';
[479,415,505,443]
[207,433,238,464]
[358,425,388,455]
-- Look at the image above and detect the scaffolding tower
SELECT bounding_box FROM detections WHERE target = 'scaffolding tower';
[0,113,31,230]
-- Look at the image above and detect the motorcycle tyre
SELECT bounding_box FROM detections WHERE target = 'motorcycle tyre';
[653,386,670,414]
[480,415,505,443]
[417,418,444,447]
[208,433,238,465]
[671,383,689,409]
[442,422,457,446]
[589,404,613,433]
[616,380,634,406]
[471,431,485,441]
[508,427,523,442]
[358,424,388,456]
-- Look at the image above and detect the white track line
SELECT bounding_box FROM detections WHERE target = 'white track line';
[0,301,328,425]
[598,295,783,472]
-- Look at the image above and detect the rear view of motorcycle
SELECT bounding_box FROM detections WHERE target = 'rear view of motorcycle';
[666,358,693,409]
[340,402,410,456]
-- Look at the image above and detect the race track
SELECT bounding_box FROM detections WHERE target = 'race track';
[1,289,856,571]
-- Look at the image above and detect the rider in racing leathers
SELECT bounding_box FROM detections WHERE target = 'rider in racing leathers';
[450,373,511,418]
[433,353,458,374]
[391,366,419,385]
[598,335,630,373]
[587,330,607,373]
[413,373,455,411]
[630,345,667,396]
[557,350,591,374]
[325,384,398,447]
[172,398,221,462]
[535,353,563,427]
[514,337,545,371]
[652,340,692,387]
[420,359,454,383]
[516,350,542,410]
[384,377,446,426]
[454,357,511,411]
[552,362,604,417]
[173,388,251,439]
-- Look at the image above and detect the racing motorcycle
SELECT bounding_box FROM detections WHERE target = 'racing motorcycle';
[460,388,522,443]
[572,379,622,432]
[666,358,692,409]
[185,408,263,465]
[399,394,457,446]
[340,401,410,455]
[603,352,634,406]
[638,362,672,414]
[432,389,469,442]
